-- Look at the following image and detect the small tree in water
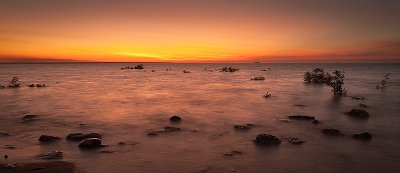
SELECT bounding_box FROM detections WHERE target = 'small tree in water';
[304,68,327,83]
[325,70,346,95]
[8,76,21,88]
[304,68,346,95]
[376,73,391,89]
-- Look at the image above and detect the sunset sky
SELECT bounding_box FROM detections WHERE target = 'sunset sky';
[1,0,400,63]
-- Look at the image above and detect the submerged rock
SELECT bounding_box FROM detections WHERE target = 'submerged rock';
[22,114,39,121]
[28,84,46,87]
[253,134,281,146]
[288,115,315,120]
[251,76,265,80]
[66,133,101,141]
[39,135,61,143]
[163,126,181,132]
[36,151,64,160]
[170,116,182,122]
[79,138,102,148]
[234,124,251,130]
[359,103,368,108]
[322,128,343,136]
[148,126,181,136]
[224,150,242,156]
[0,132,10,136]
[352,132,372,140]
[312,120,320,124]
[345,109,369,118]
[286,137,305,144]
[263,92,272,98]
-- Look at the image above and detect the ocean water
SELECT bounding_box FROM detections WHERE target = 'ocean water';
[0,63,399,173]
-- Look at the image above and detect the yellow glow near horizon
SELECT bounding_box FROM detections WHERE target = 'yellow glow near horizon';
[0,0,400,62]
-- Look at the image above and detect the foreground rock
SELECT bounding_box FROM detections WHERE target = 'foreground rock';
[352,132,372,140]
[345,109,369,118]
[322,128,343,136]
[286,137,305,144]
[288,115,315,120]
[253,134,281,146]
[66,133,101,141]
[170,116,182,122]
[79,138,102,148]
[36,151,64,160]
[39,135,61,143]
[0,161,75,173]
[22,114,39,121]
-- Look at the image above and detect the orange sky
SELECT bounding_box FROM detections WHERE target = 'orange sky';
[1,0,400,63]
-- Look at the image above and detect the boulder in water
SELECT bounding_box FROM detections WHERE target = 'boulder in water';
[170,116,182,122]
[288,115,315,120]
[345,109,369,118]
[352,132,372,140]
[79,138,102,148]
[322,128,343,136]
[253,134,281,146]
[39,135,61,142]
[22,114,39,121]
[36,151,64,160]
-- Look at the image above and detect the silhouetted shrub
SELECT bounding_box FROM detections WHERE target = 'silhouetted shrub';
[7,77,20,88]
[134,64,144,69]
[376,73,391,89]
[304,68,327,83]
[325,70,346,95]
[220,67,239,72]
[304,68,346,95]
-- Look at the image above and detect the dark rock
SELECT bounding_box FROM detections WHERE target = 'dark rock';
[170,116,182,122]
[288,115,315,120]
[322,128,343,136]
[147,132,158,136]
[39,135,61,143]
[286,137,304,144]
[234,124,251,130]
[118,142,126,145]
[148,126,181,136]
[251,76,265,80]
[79,138,102,148]
[66,133,101,141]
[351,96,366,100]
[1,163,18,169]
[36,151,64,160]
[359,103,368,108]
[352,132,372,140]
[163,126,181,132]
[22,114,39,121]
[4,155,8,159]
[294,104,306,107]
[346,109,369,118]
[0,132,10,136]
[312,120,320,124]
[224,150,242,157]
[253,134,281,146]
[99,150,114,153]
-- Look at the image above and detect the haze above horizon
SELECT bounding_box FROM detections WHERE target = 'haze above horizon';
[1,0,400,63]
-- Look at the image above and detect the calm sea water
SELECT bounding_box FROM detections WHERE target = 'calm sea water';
[0,63,399,173]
